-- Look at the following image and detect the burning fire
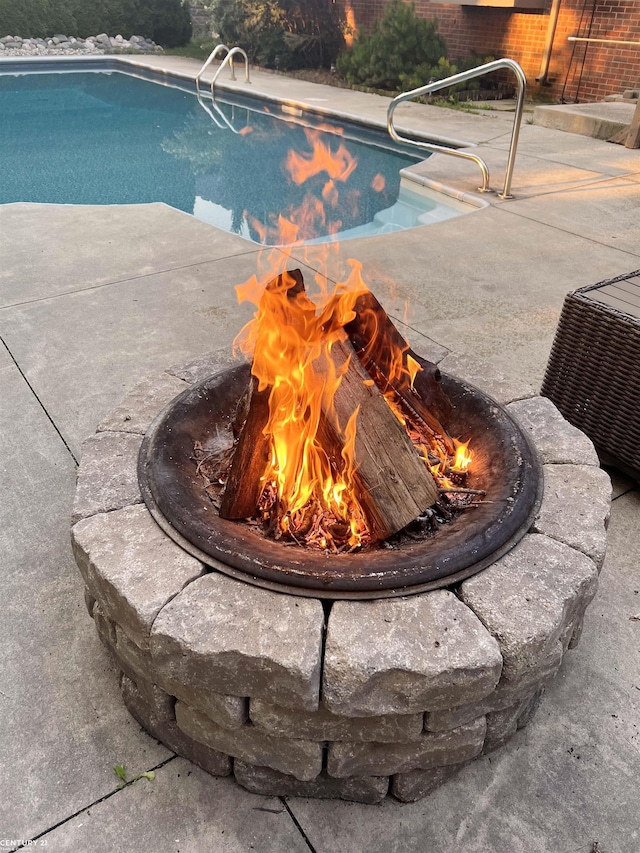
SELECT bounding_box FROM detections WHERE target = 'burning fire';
[235,266,372,550]
[224,121,475,551]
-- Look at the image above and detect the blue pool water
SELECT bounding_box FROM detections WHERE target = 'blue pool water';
[0,69,470,245]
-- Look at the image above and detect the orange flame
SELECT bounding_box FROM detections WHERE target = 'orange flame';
[371,173,385,192]
[451,439,473,472]
[235,265,371,548]
[285,128,358,186]
[406,354,422,390]
[229,119,474,548]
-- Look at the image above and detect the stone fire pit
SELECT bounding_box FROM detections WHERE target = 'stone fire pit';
[71,350,611,803]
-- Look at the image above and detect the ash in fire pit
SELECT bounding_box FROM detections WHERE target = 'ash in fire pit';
[138,271,542,598]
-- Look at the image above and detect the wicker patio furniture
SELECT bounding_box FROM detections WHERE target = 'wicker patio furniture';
[542,269,640,481]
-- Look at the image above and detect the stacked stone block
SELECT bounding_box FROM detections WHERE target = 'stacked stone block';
[71,353,611,803]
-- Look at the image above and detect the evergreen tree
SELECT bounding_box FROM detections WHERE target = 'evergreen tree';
[210,0,343,70]
[0,0,192,45]
[148,0,192,47]
[336,0,448,91]
[0,0,50,37]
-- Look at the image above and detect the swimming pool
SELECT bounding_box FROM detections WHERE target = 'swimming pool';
[0,63,480,245]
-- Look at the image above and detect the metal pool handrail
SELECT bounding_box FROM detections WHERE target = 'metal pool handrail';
[195,43,229,98]
[195,95,244,133]
[195,44,251,101]
[387,58,526,199]
[209,46,250,97]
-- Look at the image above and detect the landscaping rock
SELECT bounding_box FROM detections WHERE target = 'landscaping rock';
[323,591,502,716]
[0,32,162,56]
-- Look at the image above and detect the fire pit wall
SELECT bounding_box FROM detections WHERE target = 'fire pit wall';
[71,351,612,804]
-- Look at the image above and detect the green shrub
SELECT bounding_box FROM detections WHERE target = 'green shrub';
[211,0,287,67]
[143,0,193,48]
[279,0,345,69]
[0,0,193,46]
[336,0,448,92]
[0,0,50,37]
[209,0,344,70]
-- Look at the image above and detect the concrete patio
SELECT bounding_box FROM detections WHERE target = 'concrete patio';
[1,56,639,852]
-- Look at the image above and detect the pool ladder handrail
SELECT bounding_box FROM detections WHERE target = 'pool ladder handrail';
[195,93,244,134]
[195,43,250,101]
[387,58,526,199]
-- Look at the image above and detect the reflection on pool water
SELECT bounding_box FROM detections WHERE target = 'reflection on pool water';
[0,69,479,245]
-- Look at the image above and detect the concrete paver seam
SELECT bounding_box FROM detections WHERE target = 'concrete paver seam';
[279,798,320,853]
[0,247,262,314]
[488,206,640,259]
[0,334,79,465]
[7,755,178,852]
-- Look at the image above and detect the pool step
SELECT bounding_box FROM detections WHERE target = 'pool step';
[298,172,486,245]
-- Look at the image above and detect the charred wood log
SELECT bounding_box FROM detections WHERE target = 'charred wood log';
[317,337,439,540]
[219,269,306,519]
[219,374,271,519]
[343,290,454,453]
[220,270,442,537]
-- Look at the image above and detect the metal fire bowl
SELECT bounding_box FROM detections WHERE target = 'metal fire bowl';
[138,359,542,599]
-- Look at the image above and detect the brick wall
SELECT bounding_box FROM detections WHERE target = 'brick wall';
[339,0,640,102]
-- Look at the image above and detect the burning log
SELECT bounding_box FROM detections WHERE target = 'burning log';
[219,269,306,519]
[344,290,454,453]
[218,375,271,519]
[219,268,464,548]
[317,337,440,540]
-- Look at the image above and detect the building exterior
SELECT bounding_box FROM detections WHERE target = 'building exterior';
[340,0,640,102]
